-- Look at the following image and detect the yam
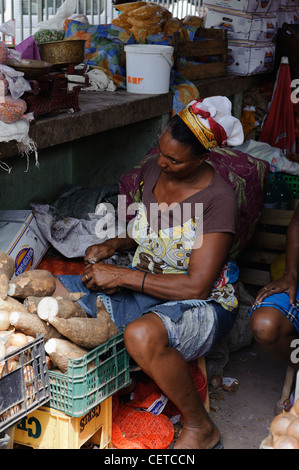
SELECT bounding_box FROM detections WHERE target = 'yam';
[0,251,15,300]
[47,315,109,349]
[37,296,88,320]
[0,296,28,314]
[8,269,56,299]
[45,338,89,373]
[23,296,41,314]
[47,299,119,350]
[55,292,86,302]
[96,297,119,338]
[9,311,64,342]
[24,292,86,314]
[0,311,10,331]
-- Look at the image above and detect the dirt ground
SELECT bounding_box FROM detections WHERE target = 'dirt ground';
[208,339,287,449]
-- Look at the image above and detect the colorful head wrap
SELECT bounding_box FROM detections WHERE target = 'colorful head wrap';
[178,96,244,150]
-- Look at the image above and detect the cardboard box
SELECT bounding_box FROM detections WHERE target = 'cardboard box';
[277,7,299,27]
[204,7,278,42]
[226,40,275,74]
[279,0,299,8]
[203,0,279,13]
[0,210,49,276]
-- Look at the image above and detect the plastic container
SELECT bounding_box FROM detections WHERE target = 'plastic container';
[275,173,294,210]
[48,332,130,417]
[263,174,279,209]
[124,44,174,94]
[281,173,299,199]
[0,334,50,434]
[14,397,112,449]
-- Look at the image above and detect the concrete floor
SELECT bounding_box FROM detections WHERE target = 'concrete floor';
[208,339,287,449]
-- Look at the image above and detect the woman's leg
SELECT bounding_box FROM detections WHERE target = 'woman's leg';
[250,306,299,370]
[124,312,220,449]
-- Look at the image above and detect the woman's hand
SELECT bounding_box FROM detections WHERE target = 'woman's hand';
[253,272,298,307]
[84,240,118,265]
[81,261,122,293]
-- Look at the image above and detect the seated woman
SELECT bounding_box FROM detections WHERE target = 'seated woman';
[54,96,244,449]
[250,204,299,371]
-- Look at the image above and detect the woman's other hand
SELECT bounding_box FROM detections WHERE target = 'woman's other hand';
[253,272,298,307]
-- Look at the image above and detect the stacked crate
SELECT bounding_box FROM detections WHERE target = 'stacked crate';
[203,0,278,75]
[173,27,228,80]
[13,332,131,449]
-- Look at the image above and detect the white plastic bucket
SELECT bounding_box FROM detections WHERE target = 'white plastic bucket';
[124,44,174,94]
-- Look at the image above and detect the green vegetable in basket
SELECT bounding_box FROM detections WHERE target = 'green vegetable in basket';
[33,29,65,44]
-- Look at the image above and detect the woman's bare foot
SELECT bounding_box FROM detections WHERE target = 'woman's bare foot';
[173,422,220,449]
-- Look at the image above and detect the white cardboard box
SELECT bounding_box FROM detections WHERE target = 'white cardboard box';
[0,210,49,276]
[277,7,299,27]
[226,40,275,75]
[204,7,278,42]
[279,0,299,8]
[203,0,279,13]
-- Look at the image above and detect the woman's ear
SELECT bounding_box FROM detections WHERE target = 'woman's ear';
[197,153,209,165]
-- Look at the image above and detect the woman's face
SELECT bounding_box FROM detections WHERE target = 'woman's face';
[157,130,205,179]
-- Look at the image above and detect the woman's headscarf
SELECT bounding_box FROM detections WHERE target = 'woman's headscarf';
[178,96,244,150]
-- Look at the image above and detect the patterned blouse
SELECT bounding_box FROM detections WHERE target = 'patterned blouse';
[129,156,240,312]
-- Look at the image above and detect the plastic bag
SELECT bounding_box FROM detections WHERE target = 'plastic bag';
[36,0,77,31]
[0,64,31,100]
[0,20,15,38]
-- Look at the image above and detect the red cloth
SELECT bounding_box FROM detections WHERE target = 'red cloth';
[260,60,296,154]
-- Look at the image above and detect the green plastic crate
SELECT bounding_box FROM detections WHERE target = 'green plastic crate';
[48,332,130,417]
[282,174,299,199]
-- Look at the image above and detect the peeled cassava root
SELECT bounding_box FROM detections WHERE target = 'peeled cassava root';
[9,311,64,342]
[24,292,86,314]
[8,269,56,299]
[45,338,89,373]
[0,251,15,300]
[37,296,88,320]
[47,297,119,349]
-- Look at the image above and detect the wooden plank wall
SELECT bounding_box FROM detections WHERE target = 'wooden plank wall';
[238,201,298,286]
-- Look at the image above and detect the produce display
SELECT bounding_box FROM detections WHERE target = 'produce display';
[261,400,299,449]
[112,1,202,43]
[0,41,9,65]
[0,95,27,124]
[0,251,119,376]
[33,29,65,45]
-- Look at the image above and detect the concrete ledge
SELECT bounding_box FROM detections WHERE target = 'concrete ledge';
[0,90,173,160]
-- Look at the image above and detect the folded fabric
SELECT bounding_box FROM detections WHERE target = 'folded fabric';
[84,68,116,92]
[234,139,299,175]
[15,35,41,60]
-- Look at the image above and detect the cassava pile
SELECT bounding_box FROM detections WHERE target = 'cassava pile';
[0,251,119,375]
[260,400,299,449]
